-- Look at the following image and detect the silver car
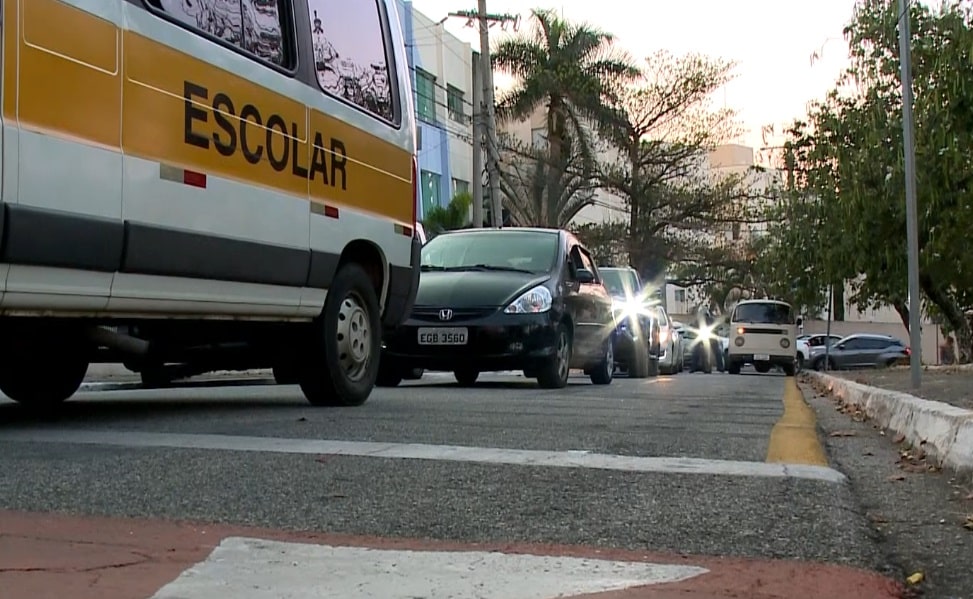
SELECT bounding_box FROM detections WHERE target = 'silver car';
[810,334,910,370]
[654,306,684,374]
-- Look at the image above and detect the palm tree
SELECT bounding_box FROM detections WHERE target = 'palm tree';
[492,9,638,226]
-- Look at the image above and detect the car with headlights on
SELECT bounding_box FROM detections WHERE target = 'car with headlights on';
[377,228,617,388]
[598,266,659,377]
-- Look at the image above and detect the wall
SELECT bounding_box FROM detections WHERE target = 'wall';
[397,0,474,220]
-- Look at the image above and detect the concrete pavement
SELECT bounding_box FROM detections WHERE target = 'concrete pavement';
[0,371,905,598]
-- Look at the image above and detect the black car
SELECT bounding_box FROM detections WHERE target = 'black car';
[378,227,616,388]
[598,266,659,378]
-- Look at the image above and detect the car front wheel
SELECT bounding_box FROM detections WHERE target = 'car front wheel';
[537,323,571,389]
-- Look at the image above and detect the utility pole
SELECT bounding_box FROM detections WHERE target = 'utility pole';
[448,5,518,228]
[897,0,922,389]
[471,50,484,227]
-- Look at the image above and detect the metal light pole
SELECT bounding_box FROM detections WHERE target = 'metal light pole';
[897,0,922,389]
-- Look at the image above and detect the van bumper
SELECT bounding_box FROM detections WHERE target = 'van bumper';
[383,235,421,327]
[727,352,794,366]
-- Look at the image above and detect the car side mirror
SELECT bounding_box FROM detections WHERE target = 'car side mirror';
[575,268,595,284]
[836,344,845,350]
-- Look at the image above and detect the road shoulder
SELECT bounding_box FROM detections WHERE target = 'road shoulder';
[802,381,973,598]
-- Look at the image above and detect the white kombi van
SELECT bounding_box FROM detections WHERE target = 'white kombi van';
[726,299,800,376]
[0,0,420,408]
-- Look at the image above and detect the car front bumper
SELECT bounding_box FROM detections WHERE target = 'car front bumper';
[382,310,561,372]
[727,352,795,367]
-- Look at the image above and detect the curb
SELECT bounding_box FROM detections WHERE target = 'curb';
[802,371,973,478]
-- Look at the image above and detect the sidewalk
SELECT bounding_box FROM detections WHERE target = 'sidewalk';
[803,367,973,479]
[83,364,274,384]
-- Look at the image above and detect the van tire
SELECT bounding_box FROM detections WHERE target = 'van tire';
[299,263,381,407]
[0,337,88,407]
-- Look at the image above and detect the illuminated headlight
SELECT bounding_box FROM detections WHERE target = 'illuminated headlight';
[504,285,553,314]
[734,336,745,347]
[611,297,644,320]
[780,338,790,349]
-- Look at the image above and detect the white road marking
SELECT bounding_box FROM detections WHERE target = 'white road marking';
[0,428,846,483]
[150,537,709,599]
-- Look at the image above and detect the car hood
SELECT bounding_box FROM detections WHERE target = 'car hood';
[415,270,550,308]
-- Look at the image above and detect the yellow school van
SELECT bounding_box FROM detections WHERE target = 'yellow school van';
[0,0,420,407]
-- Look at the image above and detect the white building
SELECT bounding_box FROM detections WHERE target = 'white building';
[396,1,475,219]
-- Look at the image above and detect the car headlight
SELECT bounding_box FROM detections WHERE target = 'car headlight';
[504,285,553,314]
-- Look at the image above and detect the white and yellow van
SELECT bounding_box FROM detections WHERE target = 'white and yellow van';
[0,0,420,407]
[726,299,800,376]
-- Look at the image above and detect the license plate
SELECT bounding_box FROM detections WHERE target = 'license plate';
[417,327,468,345]
[754,354,770,361]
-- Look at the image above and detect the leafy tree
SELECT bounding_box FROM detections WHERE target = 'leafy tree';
[598,51,762,285]
[764,0,973,360]
[572,221,628,266]
[492,9,639,226]
[422,192,472,238]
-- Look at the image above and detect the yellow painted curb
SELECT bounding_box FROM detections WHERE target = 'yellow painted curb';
[765,378,829,466]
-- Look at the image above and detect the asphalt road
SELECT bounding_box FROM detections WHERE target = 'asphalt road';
[0,370,925,598]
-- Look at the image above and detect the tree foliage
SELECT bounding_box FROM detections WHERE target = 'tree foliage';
[759,0,973,360]
[598,51,764,284]
[492,9,639,226]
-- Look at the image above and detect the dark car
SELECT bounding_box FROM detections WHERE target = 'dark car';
[810,333,910,371]
[598,266,659,378]
[378,227,616,388]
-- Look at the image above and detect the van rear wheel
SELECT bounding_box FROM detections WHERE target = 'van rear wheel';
[299,263,381,407]
[0,334,88,407]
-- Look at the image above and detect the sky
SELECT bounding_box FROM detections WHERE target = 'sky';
[409,0,860,159]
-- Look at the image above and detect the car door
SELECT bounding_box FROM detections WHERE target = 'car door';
[833,337,865,368]
[564,243,601,358]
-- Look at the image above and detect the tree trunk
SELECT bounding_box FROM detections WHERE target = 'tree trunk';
[892,298,910,331]
[833,284,845,321]
[543,101,564,228]
[919,274,972,363]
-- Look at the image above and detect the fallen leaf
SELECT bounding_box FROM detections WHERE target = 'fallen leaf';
[830,430,858,437]
[906,572,924,585]
[869,513,889,524]
[893,433,907,444]
[964,516,973,531]
[863,451,875,456]
[888,474,907,482]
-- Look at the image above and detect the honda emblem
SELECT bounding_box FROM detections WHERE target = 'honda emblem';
[439,308,453,321]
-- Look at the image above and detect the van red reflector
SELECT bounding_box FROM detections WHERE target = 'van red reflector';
[160,163,207,189]
[324,205,339,219]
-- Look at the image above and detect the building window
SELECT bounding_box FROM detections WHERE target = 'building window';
[447,84,465,123]
[306,0,395,122]
[452,178,469,196]
[674,289,686,303]
[421,170,442,216]
[415,69,437,123]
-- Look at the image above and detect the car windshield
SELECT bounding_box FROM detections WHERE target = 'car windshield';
[420,230,558,274]
[600,269,641,297]
[731,302,793,325]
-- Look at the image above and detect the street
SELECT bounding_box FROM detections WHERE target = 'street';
[0,370,927,598]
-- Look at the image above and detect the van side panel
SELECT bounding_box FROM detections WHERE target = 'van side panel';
[0,0,418,320]
[0,0,12,305]
[3,0,123,311]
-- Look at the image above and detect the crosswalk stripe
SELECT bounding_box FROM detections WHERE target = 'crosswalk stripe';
[1,428,846,483]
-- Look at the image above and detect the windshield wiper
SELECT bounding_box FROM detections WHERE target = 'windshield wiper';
[444,264,535,274]
[420,265,447,271]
